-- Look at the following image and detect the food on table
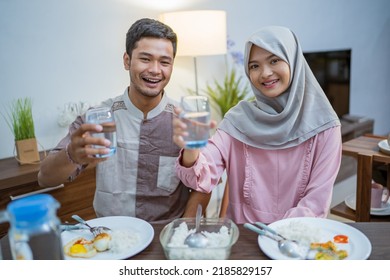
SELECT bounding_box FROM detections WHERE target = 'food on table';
[166,222,232,259]
[109,229,140,254]
[333,234,349,244]
[64,237,97,258]
[275,220,322,246]
[93,232,112,252]
[310,240,348,260]
[275,221,350,260]
[63,229,140,258]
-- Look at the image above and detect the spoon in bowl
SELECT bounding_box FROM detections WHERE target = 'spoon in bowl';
[184,204,209,248]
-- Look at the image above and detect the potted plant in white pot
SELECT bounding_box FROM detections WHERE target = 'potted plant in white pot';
[3,97,40,164]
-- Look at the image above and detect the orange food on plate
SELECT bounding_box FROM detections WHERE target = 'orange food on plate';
[333,234,349,244]
[64,237,97,258]
[310,240,348,260]
[310,240,337,251]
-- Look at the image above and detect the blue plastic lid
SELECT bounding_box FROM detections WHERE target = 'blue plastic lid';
[7,194,59,227]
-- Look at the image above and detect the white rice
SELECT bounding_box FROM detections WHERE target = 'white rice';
[275,221,322,246]
[109,229,140,254]
[166,222,232,260]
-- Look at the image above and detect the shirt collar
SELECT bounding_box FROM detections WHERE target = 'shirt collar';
[122,88,168,120]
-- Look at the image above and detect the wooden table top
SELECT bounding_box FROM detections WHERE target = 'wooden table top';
[342,135,390,163]
[3,222,387,260]
[133,222,389,260]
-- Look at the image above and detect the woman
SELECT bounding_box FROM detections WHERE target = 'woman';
[173,26,342,224]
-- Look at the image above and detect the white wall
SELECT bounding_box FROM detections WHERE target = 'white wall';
[1,0,389,159]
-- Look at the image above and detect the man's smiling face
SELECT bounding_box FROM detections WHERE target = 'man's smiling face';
[125,37,174,98]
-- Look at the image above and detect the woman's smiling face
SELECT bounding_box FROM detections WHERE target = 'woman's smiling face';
[248,45,291,98]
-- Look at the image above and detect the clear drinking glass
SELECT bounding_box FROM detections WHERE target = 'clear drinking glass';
[85,107,117,158]
[180,95,211,149]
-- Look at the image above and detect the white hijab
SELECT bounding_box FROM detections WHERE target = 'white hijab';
[219,26,340,149]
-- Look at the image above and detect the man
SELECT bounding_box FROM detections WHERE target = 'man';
[38,18,210,222]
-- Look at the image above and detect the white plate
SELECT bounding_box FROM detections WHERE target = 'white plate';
[257,217,371,260]
[61,216,154,260]
[378,139,390,155]
[344,193,390,215]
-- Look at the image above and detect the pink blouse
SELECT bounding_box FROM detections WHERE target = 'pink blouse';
[176,126,342,224]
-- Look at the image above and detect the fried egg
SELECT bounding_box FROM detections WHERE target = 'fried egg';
[93,232,112,252]
[64,237,97,258]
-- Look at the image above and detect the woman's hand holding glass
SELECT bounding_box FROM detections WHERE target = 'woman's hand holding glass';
[173,106,217,167]
[173,96,217,148]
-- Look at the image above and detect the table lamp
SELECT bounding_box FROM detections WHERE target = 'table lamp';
[159,10,227,94]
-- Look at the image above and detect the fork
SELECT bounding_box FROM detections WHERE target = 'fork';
[71,214,111,236]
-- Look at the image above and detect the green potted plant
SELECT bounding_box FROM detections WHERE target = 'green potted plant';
[3,97,40,164]
[205,67,252,119]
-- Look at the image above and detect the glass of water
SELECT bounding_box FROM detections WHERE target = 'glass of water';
[180,95,211,149]
[85,107,117,158]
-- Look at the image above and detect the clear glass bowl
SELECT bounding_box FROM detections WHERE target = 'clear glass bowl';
[159,217,239,260]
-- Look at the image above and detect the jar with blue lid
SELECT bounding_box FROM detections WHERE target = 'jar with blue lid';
[1,194,64,259]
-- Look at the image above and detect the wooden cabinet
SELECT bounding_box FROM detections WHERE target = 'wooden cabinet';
[340,115,374,142]
[0,154,97,237]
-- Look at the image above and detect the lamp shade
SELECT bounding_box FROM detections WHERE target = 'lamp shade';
[159,10,227,57]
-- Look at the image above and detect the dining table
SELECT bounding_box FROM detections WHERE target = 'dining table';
[1,222,389,260]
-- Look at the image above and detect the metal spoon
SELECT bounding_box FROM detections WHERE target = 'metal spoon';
[184,204,209,248]
[244,223,304,259]
[71,214,111,237]
[60,224,87,232]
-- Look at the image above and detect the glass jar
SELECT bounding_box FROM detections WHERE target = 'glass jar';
[2,194,64,260]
